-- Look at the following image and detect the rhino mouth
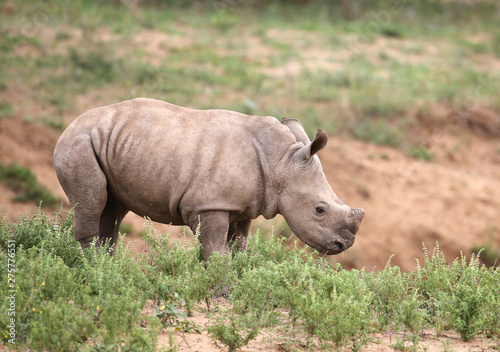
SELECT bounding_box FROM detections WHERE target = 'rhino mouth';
[301,234,353,255]
[323,229,356,255]
[311,242,345,255]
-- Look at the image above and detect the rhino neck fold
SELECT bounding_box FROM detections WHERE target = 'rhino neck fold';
[249,130,294,220]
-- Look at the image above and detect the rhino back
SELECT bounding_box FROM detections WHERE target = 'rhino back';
[59,98,294,225]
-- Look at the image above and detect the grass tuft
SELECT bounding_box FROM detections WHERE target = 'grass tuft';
[408,145,434,162]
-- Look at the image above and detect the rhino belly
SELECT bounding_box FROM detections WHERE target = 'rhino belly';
[109,177,185,225]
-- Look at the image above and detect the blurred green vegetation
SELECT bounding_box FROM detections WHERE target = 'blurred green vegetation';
[1,0,499,149]
[0,162,60,208]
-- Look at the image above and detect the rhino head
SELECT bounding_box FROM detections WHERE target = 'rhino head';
[278,118,364,255]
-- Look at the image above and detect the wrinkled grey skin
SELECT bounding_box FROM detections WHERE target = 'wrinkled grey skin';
[54,98,364,259]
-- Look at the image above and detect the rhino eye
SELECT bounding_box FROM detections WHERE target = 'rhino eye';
[315,207,325,215]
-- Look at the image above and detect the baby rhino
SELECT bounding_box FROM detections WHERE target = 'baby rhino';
[54,98,364,259]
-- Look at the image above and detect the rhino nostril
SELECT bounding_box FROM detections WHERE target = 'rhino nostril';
[334,241,345,252]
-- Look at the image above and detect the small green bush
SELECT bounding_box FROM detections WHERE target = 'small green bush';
[298,284,372,351]
[207,311,261,352]
[2,209,81,267]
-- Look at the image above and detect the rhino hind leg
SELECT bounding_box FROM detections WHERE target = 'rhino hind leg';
[98,193,129,248]
[55,134,108,248]
[227,220,251,251]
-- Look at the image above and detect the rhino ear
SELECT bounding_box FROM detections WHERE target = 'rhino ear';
[282,117,310,145]
[296,129,328,161]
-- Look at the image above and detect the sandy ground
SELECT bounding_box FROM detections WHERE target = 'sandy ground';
[148,299,498,352]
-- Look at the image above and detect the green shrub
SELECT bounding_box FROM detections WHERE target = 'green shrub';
[481,276,500,338]
[2,209,500,351]
[175,252,237,312]
[140,226,202,278]
[139,226,205,311]
[231,263,282,316]
[29,298,96,352]
[298,282,373,351]
[414,247,499,341]
[0,210,159,351]
[367,260,408,331]
[397,290,427,347]
[156,299,202,333]
[445,254,487,341]
[207,311,261,352]
[8,210,81,267]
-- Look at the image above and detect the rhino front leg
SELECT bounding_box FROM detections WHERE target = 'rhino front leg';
[228,220,251,251]
[189,211,231,261]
